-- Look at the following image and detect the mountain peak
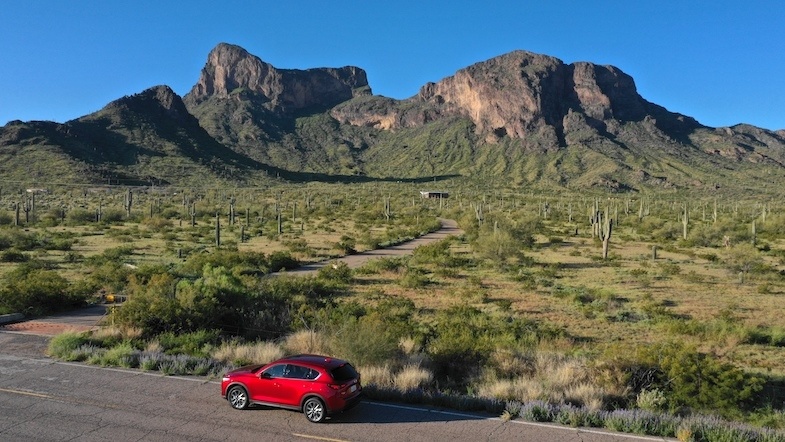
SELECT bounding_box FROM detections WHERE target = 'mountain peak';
[97,85,190,123]
[184,43,370,114]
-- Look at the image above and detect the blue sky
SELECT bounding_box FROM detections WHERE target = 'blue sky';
[1,1,783,130]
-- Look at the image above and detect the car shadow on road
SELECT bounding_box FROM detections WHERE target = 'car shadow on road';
[331,400,492,424]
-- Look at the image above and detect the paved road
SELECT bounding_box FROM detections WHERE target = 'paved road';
[0,333,671,442]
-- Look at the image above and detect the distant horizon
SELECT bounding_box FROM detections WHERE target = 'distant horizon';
[2,1,783,130]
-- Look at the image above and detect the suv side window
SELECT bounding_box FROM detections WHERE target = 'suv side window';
[262,364,286,378]
[283,364,319,380]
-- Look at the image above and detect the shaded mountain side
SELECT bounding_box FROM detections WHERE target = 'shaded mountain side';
[0,86,284,186]
[2,43,785,195]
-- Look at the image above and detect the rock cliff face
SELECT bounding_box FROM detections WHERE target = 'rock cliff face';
[335,50,699,145]
[184,43,370,114]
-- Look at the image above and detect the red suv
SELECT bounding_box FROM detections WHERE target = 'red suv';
[221,354,362,423]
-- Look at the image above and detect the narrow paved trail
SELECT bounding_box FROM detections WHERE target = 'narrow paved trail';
[280,218,463,276]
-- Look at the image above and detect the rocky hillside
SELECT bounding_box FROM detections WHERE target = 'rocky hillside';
[2,43,784,194]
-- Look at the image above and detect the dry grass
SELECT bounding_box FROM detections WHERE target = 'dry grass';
[357,364,394,388]
[394,364,434,390]
[282,329,329,355]
[90,325,143,341]
[475,352,624,408]
[212,341,284,365]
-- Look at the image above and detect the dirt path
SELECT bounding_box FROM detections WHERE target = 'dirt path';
[279,218,463,276]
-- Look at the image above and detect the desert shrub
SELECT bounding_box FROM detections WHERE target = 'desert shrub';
[268,250,299,272]
[603,409,678,437]
[65,208,96,225]
[316,261,353,284]
[141,216,173,232]
[0,267,87,315]
[100,209,126,224]
[637,388,668,412]
[91,341,137,367]
[283,238,310,254]
[398,266,431,288]
[519,400,558,422]
[156,330,221,357]
[356,256,406,274]
[178,250,269,277]
[555,404,605,428]
[325,313,400,367]
[723,243,765,277]
[1,248,28,262]
[48,331,90,360]
[96,245,135,263]
[335,235,356,254]
[426,305,560,387]
[412,239,452,265]
[637,342,764,417]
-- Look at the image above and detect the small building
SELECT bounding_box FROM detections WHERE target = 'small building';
[420,191,449,199]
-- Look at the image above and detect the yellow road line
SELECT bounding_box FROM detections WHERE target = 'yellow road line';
[0,387,52,399]
[292,433,350,442]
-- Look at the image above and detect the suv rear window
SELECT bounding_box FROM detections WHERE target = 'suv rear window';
[330,363,358,382]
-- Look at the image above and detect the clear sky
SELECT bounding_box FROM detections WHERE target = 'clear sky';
[1,1,783,130]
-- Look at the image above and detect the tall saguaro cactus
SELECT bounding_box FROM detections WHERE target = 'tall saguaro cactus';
[215,212,221,247]
[681,203,689,240]
[600,207,613,260]
[383,196,391,223]
[124,189,133,219]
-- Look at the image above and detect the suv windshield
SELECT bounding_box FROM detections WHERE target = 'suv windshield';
[330,363,358,383]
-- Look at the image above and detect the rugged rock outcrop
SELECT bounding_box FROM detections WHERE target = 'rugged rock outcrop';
[184,43,371,114]
[335,50,701,145]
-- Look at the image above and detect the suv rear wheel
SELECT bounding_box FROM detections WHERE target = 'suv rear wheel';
[303,397,326,423]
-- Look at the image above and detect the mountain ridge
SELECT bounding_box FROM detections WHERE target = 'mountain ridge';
[1,43,784,194]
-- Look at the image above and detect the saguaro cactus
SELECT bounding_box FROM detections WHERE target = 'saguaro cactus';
[189,202,197,227]
[681,203,689,240]
[229,196,236,226]
[474,202,484,226]
[383,196,391,223]
[215,212,221,247]
[124,189,133,218]
[600,206,613,260]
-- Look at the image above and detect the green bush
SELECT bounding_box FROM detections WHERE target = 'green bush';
[1,248,28,262]
[639,342,764,417]
[268,251,299,272]
[0,267,87,315]
[317,261,353,284]
[156,330,220,357]
[48,331,89,360]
